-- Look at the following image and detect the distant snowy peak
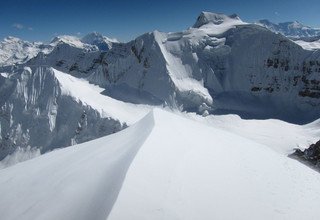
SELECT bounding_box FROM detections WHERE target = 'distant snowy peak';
[193,12,243,28]
[81,32,118,51]
[0,36,45,66]
[50,33,118,51]
[256,19,320,38]
[50,35,97,51]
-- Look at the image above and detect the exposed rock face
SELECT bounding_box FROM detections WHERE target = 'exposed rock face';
[291,140,320,170]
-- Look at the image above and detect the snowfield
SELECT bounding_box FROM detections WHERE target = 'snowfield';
[1,109,320,220]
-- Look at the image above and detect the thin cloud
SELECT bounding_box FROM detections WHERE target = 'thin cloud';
[12,23,33,31]
[13,23,24,29]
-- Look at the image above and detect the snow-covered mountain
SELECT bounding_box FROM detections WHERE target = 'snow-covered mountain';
[81,32,119,51]
[50,35,98,51]
[256,19,320,50]
[0,37,50,66]
[1,11,320,160]
[1,109,320,220]
[0,66,149,161]
[0,32,118,67]
[26,12,320,122]
[256,19,320,38]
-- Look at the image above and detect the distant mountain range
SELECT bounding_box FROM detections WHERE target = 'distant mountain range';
[0,32,118,66]
[256,19,320,38]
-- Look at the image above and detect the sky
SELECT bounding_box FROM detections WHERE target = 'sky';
[1,0,319,42]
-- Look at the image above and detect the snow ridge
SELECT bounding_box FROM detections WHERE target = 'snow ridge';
[0,110,155,220]
[1,109,320,220]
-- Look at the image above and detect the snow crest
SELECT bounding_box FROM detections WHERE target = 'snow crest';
[1,109,320,220]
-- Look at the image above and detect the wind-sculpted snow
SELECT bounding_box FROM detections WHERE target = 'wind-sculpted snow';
[1,109,320,220]
[0,110,154,220]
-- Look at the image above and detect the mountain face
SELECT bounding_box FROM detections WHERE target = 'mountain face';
[0,67,134,160]
[26,12,320,121]
[1,12,320,160]
[256,19,320,38]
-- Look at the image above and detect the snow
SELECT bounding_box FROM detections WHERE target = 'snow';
[0,146,40,169]
[153,31,213,105]
[108,109,320,220]
[0,110,154,220]
[193,12,245,32]
[50,35,97,51]
[81,32,118,50]
[256,19,320,38]
[52,68,151,124]
[0,36,45,66]
[1,109,320,220]
[1,12,320,219]
[183,112,320,155]
[293,39,320,50]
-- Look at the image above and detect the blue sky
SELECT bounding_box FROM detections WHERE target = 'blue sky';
[1,0,319,42]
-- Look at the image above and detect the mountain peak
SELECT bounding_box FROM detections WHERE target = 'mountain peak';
[193,12,242,28]
[82,32,103,41]
[81,32,118,51]
[3,36,22,43]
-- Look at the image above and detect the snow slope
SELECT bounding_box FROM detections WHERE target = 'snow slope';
[185,112,320,155]
[0,110,154,220]
[1,109,320,220]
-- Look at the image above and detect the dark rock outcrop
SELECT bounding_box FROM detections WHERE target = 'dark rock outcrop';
[290,140,320,170]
